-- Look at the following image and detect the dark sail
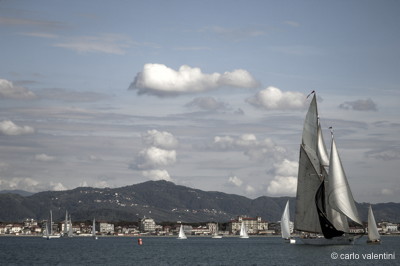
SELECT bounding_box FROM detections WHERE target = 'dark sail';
[315,182,344,239]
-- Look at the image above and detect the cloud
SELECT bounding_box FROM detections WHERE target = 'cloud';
[34,154,56,162]
[228,175,243,187]
[284,21,300,27]
[266,159,298,196]
[0,79,36,99]
[129,64,259,97]
[0,177,67,192]
[246,86,307,110]
[142,169,173,182]
[185,97,228,111]
[366,147,400,161]
[267,175,297,196]
[142,130,178,150]
[36,88,109,102]
[134,146,176,170]
[53,34,133,55]
[0,120,35,136]
[213,134,286,161]
[339,98,377,111]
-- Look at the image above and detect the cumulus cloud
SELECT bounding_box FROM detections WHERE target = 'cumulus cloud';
[228,175,243,187]
[266,159,298,196]
[142,130,178,150]
[0,177,39,191]
[267,175,297,196]
[185,97,228,111]
[246,86,307,110]
[0,120,35,136]
[0,79,36,99]
[213,134,286,161]
[0,177,67,192]
[339,98,377,111]
[34,153,56,162]
[142,169,173,182]
[134,146,176,170]
[129,64,259,97]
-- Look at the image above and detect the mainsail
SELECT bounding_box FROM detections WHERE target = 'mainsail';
[294,94,324,233]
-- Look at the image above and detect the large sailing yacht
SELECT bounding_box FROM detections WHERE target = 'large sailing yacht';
[294,92,364,245]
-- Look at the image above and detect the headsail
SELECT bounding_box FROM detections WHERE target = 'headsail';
[327,134,362,226]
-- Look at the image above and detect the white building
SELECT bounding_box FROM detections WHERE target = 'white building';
[229,216,268,235]
[139,217,156,233]
[99,222,114,234]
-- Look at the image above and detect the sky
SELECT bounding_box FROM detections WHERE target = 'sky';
[0,0,399,204]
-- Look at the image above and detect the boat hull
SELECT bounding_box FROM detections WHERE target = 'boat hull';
[299,235,362,245]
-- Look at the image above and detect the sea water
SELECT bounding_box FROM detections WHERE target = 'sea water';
[0,236,398,265]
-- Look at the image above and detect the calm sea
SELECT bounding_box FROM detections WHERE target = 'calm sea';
[0,236,398,265]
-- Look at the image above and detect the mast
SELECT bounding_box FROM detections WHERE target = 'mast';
[50,210,53,235]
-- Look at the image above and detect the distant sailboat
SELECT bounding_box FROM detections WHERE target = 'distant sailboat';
[177,224,187,239]
[211,223,222,239]
[281,200,295,243]
[93,218,98,240]
[43,210,60,239]
[294,92,364,245]
[63,210,68,237]
[239,221,249,238]
[367,206,381,244]
[68,214,73,237]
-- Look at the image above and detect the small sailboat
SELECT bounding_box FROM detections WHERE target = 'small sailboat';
[239,221,249,238]
[367,205,381,244]
[177,224,187,239]
[43,210,60,239]
[294,92,364,245]
[68,214,73,237]
[281,200,295,244]
[211,223,222,239]
[92,218,98,240]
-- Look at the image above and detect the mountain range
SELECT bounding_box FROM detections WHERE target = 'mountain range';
[0,180,399,223]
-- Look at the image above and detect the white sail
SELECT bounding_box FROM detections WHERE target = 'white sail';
[327,136,362,225]
[317,123,329,167]
[281,200,291,239]
[177,224,187,239]
[368,206,380,242]
[239,221,249,238]
[64,210,68,236]
[92,218,96,237]
[68,215,73,237]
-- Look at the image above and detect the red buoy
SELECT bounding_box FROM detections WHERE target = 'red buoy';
[138,238,143,245]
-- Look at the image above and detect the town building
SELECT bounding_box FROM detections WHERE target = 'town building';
[229,216,268,235]
[139,217,156,233]
[99,222,114,235]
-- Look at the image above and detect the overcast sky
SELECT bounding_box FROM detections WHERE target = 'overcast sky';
[0,0,399,203]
